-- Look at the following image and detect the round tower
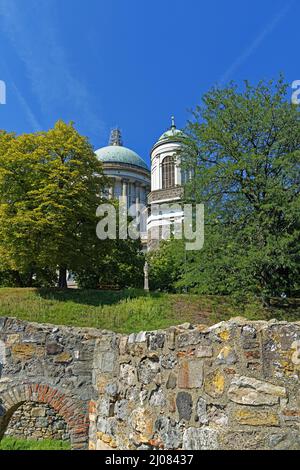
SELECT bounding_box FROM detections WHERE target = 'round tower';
[147,117,187,250]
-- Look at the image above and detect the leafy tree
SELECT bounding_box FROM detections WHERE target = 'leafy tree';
[0,121,107,287]
[181,77,300,304]
[74,238,144,289]
[74,201,145,289]
[147,239,185,291]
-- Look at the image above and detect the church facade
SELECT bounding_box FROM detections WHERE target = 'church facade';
[95,118,187,250]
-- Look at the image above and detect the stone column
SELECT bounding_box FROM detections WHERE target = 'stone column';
[122,180,127,197]
[135,184,140,206]
[140,185,145,206]
[159,161,162,190]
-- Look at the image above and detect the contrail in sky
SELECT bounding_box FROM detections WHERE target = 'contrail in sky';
[219,1,294,85]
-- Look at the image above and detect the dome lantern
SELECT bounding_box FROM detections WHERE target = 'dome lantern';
[109,128,123,147]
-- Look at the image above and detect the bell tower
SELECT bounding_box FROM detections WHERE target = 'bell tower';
[147,117,186,250]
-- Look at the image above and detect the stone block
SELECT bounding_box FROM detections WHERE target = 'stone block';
[178,360,203,389]
[119,336,128,355]
[182,427,219,450]
[269,431,300,450]
[6,334,20,346]
[233,408,280,426]
[137,357,160,385]
[11,343,44,361]
[149,388,166,407]
[177,331,201,348]
[161,354,177,369]
[228,375,286,405]
[176,391,193,421]
[46,342,63,355]
[53,351,72,364]
[105,382,118,398]
[166,372,177,389]
[115,399,128,421]
[154,417,182,449]
[291,340,300,365]
[135,332,147,343]
[120,363,136,385]
[216,345,237,365]
[130,408,155,443]
[98,398,114,418]
[96,351,116,372]
[195,397,207,424]
[195,345,213,358]
[148,333,165,350]
[204,370,225,398]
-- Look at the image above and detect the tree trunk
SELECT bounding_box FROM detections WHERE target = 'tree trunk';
[58,266,68,289]
[13,271,24,287]
[27,269,34,287]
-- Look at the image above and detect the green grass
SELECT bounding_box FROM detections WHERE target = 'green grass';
[0,437,70,450]
[0,288,298,333]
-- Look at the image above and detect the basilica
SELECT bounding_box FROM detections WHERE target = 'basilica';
[95,118,187,250]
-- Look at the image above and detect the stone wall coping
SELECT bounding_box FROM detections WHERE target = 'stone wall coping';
[1,316,299,339]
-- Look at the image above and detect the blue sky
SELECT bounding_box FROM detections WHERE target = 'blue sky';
[0,0,297,166]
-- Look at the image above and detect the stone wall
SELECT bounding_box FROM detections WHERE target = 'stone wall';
[0,316,299,450]
[5,402,69,441]
[0,317,101,449]
[89,319,300,450]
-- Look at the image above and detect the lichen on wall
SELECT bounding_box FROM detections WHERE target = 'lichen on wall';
[0,316,299,450]
[89,319,300,451]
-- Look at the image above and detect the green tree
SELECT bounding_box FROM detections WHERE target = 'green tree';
[0,121,107,287]
[181,77,300,304]
[74,200,145,289]
[147,239,185,291]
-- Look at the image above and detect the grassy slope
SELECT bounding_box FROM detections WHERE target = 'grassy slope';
[0,437,70,450]
[0,288,298,333]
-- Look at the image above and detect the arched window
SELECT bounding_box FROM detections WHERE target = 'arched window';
[162,156,175,189]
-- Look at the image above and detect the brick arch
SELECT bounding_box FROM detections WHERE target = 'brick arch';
[0,383,89,450]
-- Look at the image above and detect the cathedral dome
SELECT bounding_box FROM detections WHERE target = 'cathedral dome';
[158,127,186,141]
[156,116,187,143]
[95,129,149,171]
[95,145,149,170]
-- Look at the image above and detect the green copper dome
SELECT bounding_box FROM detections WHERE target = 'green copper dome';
[95,145,149,171]
[157,116,187,142]
[158,127,186,141]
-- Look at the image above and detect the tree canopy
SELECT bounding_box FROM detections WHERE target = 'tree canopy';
[0,121,144,288]
[149,78,300,304]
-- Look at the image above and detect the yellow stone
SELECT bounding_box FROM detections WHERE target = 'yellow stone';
[233,409,279,426]
[219,345,231,358]
[102,433,112,444]
[54,352,72,363]
[291,341,300,365]
[96,439,112,450]
[11,343,43,360]
[6,334,20,346]
[97,376,109,394]
[205,369,225,398]
[219,330,230,341]
[131,408,155,443]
